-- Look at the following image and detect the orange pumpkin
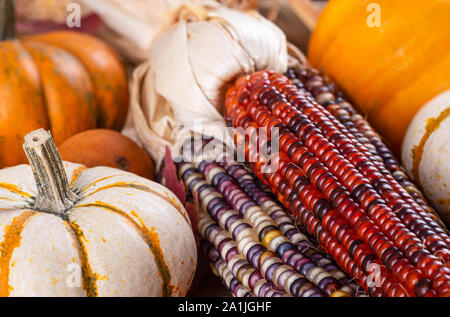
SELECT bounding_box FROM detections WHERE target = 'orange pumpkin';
[0,0,128,168]
[59,129,155,180]
[308,0,450,153]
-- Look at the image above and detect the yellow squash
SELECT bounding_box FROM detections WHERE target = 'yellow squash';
[0,0,128,168]
[308,0,450,153]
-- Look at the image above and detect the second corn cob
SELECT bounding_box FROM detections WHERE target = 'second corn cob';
[285,67,447,231]
[177,147,360,297]
[225,70,450,297]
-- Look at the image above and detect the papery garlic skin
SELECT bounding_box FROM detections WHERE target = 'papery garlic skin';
[151,2,287,117]
[128,1,289,167]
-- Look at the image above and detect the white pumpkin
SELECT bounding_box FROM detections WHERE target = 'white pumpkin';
[0,129,197,297]
[402,90,450,226]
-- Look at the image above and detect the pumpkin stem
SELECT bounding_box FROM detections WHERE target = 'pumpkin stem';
[0,0,15,41]
[23,129,78,215]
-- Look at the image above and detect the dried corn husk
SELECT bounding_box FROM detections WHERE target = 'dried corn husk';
[126,1,289,167]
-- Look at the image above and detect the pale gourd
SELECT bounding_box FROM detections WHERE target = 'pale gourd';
[402,91,450,226]
[0,129,196,296]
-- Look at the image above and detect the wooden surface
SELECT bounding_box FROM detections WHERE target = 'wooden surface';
[287,0,321,32]
[190,275,231,297]
[259,0,327,53]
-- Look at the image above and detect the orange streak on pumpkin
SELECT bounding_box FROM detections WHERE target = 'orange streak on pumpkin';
[62,220,98,297]
[164,192,184,217]
[76,201,174,296]
[437,197,450,205]
[0,197,16,202]
[131,210,177,296]
[78,175,119,192]
[81,181,190,225]
[69,165,88,187]
[0,183,32,198]
[0,210,37,296]
[185,264,197,295]
[411,107,450,186]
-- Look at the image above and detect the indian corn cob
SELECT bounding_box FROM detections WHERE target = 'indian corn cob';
[200,218,285,297]
[285,67,447,230]
[218,159,354,288]
[177,151,362,297]
[201,240,255,297]
[225,70,450,297]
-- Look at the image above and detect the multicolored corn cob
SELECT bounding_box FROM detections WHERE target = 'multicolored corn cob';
[225,70,450,297]
[201,240,255,297]
[177,152,361,297]
[285,67,447,230]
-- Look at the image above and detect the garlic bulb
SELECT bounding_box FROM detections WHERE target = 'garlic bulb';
[128,1,288,167]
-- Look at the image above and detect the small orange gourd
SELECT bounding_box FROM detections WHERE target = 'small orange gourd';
[59,129,155,180]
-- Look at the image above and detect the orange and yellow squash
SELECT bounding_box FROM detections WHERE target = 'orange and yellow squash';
[0,0,128,168]
[308,0,450,154]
